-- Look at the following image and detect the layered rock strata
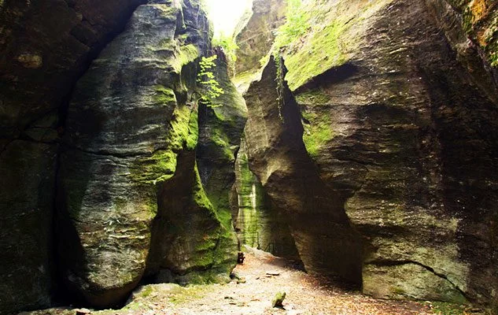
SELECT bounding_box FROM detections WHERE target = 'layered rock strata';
[244,57,364,285]
[57,0,237,307]
[272,0,498,307]
[0,0,147,312]
[239,0,498,308]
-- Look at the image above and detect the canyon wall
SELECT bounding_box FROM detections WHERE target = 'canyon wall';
[0,0,244,312]
[239,0,498,309]
[0,0,147,312]
[2,0,498,313]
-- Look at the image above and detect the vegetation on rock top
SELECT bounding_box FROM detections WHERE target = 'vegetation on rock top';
[272,0,394,91]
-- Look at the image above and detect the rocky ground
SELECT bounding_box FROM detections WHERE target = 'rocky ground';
[22,248,482,315]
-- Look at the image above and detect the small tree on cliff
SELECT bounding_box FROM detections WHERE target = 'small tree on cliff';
[197,55,224,107]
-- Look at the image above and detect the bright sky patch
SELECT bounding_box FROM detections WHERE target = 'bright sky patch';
[203,0,253,38]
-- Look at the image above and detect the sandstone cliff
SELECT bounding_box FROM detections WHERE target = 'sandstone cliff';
[239,0,498,309]
[2,0,498,313]
[1,0,244,312]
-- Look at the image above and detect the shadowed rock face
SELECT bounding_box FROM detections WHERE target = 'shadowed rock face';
[0,0,148,138]
[233,136,300,259]
[0,0,147,313]
[282,0,498,307]
[0,141,57,313]
[145,53,246,285]
[244,57,364,285]
[235,0,286,77]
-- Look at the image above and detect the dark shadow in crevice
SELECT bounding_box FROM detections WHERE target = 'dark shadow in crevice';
[295,63,359,94]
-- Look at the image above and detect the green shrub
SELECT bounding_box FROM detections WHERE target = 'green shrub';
[197,55,224,106]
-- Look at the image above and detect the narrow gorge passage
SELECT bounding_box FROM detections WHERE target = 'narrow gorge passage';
[24,249,451,315]
[1,0,498,314]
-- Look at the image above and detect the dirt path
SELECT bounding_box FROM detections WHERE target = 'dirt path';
[25,248,472,315]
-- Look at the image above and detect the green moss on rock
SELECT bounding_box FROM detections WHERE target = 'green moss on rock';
[172,44,200,73]
[167,105,199,151]
[301,108,334,158]
[295,88,331,105]
[274,0,394,90]
[154,85,177,106]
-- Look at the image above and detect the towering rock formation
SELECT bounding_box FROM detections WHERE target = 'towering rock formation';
[244,57,363,284]
[240,0,498,309]
[233,137,299,258]
[233,0,286,91]
[0,0,147,312]
[2,0,498,313]
[57,0,240,307]
[235,0,285,76]
[1,0,243,312]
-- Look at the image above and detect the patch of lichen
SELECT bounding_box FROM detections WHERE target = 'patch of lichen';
[172,44,200,73]
[447,0,498,68]
[295,88,331,105]
[301,107,334,158]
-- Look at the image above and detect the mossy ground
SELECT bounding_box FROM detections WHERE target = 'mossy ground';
[426,301,483,315]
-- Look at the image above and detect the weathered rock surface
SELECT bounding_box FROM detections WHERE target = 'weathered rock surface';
[197,53,247,241]
[146,52,244,284]
[0,0,147,138]
[0,140,57,313]
[244,57,363,285]
[0,0,147,313]
[426,0,498,104]
[439,0,498,77]
[233,0,286,91]
[233,137,299,258]
[2,0,498,312]
[268,0,498,307]
[58,0,235,307]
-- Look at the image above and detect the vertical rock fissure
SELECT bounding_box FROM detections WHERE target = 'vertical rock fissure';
[243,56,363,286]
